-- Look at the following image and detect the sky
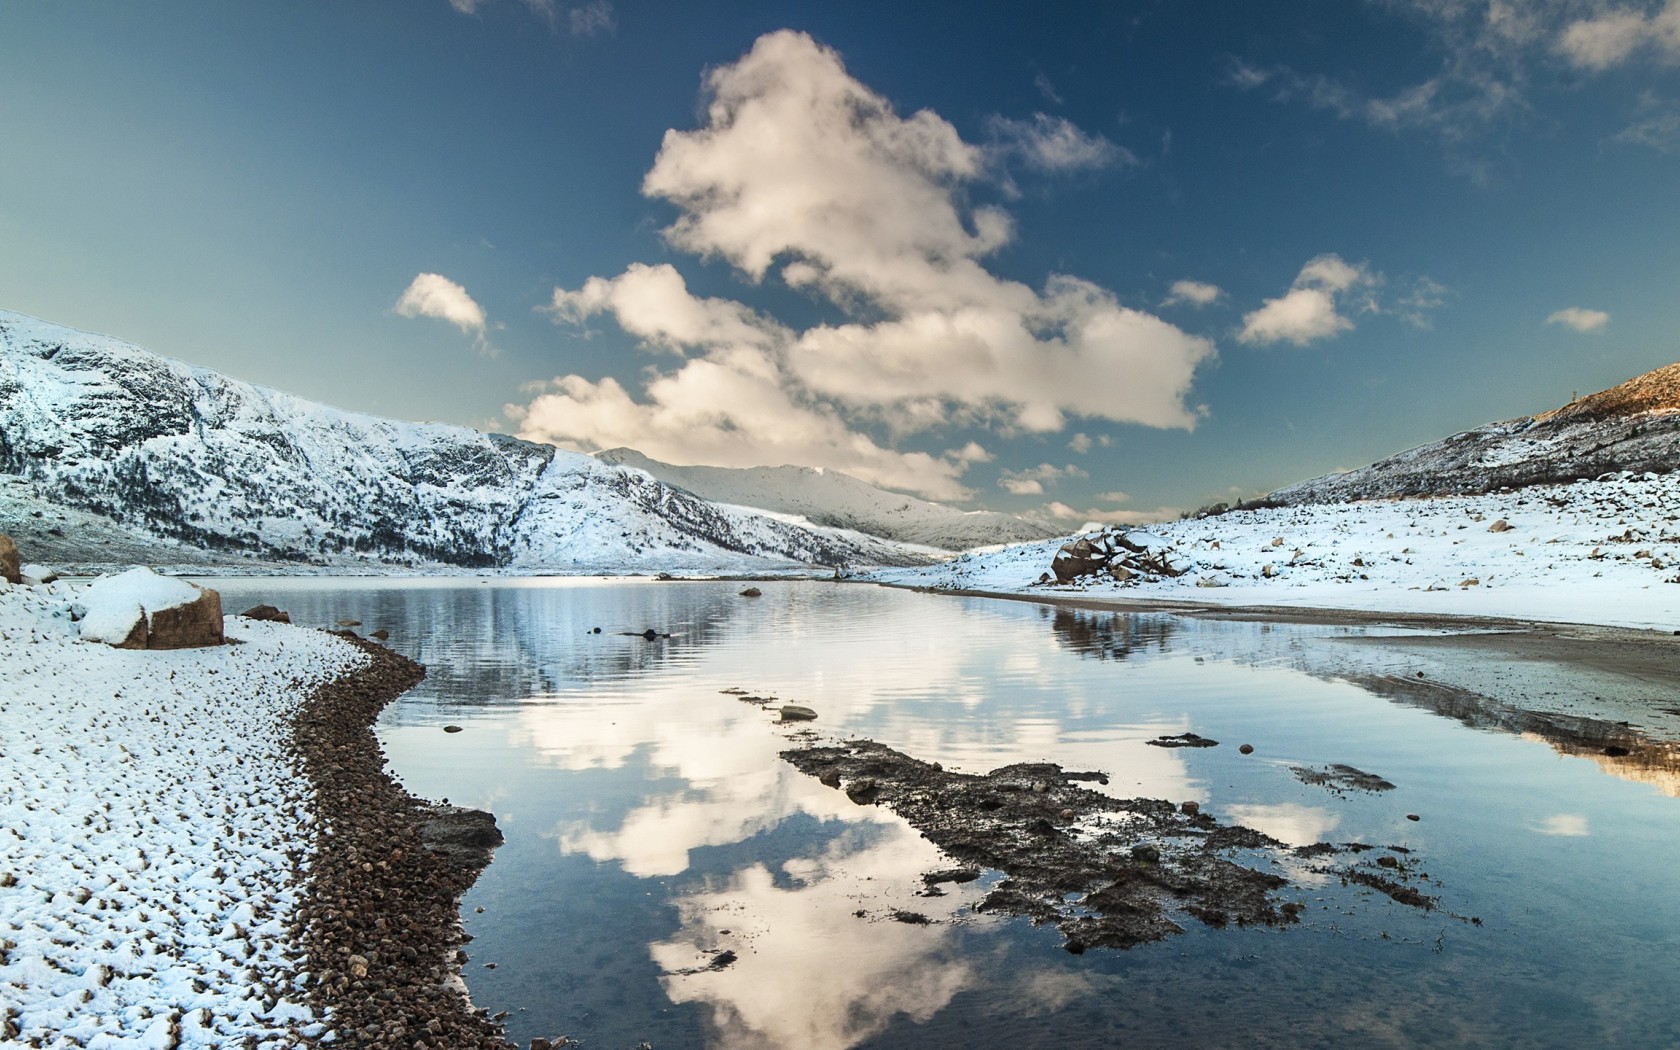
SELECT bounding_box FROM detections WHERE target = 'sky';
[3,2,1678,524]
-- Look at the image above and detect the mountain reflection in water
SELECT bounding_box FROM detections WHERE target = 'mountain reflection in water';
[205,578,1680,1050]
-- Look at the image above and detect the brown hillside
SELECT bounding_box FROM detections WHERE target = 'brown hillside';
[1539,361,1680,424]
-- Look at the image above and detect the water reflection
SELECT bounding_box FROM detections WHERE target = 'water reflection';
[1049,606,1178,661]
[653,824,988,1050]
[201,578,1680,1050]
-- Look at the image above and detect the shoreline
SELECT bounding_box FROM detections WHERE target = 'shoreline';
[290,633,509,1049]
[878,580,1680,660]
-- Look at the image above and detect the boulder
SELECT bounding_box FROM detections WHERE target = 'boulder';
[779,704,819,722]
[76,568,224,649]
[0,533,19,584]
[146,587,224,649]
[739,587,762,597]
[240,604,291,624]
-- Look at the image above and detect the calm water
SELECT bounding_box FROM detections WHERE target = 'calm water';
[209,578,1680,1049]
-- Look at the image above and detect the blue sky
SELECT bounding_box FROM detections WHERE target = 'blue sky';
[3,2,1677,522]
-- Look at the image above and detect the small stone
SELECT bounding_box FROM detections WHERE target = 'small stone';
[1180,801,1200,816]
[370,628,390,640]
[1406,813,1421,821]
[739,587,762,597]
[1131,844,1161,864]
[845,778,880,805]
[1238,744,1255,755]
[778,704,818,722]
[443,725,464,734]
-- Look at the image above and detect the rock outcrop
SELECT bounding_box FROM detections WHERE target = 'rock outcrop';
[1051,529,1187,585]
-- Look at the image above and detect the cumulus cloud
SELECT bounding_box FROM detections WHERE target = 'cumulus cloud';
[395,273,494,352]
[1546,306,1610,331]
[1558,1,1680,70]
[1067,433,1094,453]
[1238,254,1378,347]
[515,31,1215,499]
[1161,280,1223,308]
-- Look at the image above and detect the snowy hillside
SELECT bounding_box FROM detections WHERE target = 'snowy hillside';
[875,471,1680,631]
[595,447,1059,550]
[0,310,936,573]
[1262,362,1680,507]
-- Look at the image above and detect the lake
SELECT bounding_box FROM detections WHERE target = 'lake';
[208,578,1680,1049]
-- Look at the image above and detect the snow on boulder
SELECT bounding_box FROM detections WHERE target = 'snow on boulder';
[76,567,225,649]
[19,563,60,585]
[0,532,19,584]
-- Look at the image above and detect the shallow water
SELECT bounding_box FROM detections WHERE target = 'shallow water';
[208,578,1680,1049]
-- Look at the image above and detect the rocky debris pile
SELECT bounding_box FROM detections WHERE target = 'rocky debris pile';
[1048,528,1189,585]
[71,566,225,649]
[782,739,1448,953]
[290,637,509,1049]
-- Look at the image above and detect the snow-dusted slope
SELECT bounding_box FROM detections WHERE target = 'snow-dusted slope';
[1264,362,1680,507]
[0,577,357,1044]
[875,471,1680,630]
[0,310,935,572]
[594,447,1059,550]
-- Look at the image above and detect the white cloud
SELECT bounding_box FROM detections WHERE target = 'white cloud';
[516,31,1215,498]
[546,263,785,354]
[1546,306,1610,331]
[1161,279,1223,308]
[986,113,1132,173]
[1558,2,1680,70]
[1397,276,1451,329]
[1067,432,1093,453]
[997,462,1085,495]
[394,273,493,353]
[509,367,977,501]
[568,0,615,36]
[1033,72,1063,105]
[1238,254,1378,347]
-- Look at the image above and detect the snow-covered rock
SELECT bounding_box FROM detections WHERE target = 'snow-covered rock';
[75,566,224,649]
[0,310,938,573]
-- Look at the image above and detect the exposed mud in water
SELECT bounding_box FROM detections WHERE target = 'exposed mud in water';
[781,739,1454,953]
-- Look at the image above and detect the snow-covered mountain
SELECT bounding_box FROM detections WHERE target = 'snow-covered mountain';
[594,447,1059,550]
[0,310,939,572]
[1263,362,1680,507]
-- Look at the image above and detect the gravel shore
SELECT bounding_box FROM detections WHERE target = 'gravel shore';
[291,634,510,1049]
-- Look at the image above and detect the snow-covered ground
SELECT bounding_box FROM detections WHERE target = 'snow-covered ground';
[874,471,1680,632]
[0,578,362,1047]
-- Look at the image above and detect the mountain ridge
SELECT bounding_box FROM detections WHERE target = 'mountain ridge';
[0,309,938,572]
[1262,360,1680,507]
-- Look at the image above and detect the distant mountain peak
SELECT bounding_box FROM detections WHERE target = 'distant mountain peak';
[1539,361,1680,425]
[592,447,1059,550]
